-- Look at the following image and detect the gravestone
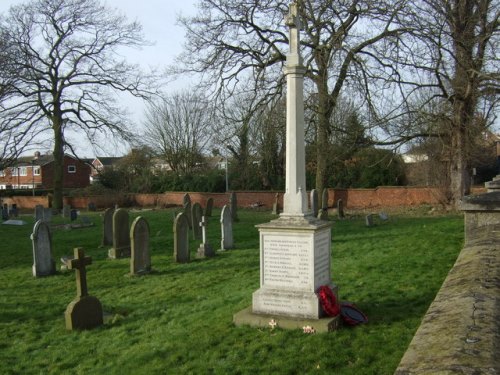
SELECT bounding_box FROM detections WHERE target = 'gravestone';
[1,206,8,220]
[101,208,114,247]
[310,189,319,217]
[220,205,233,251]
[35,205,44,221]
[184,200,192,229]
[204,197,214,217]
[64,248,103,330]
[88,202,96,211]
[337,199,345,219]
[191,202,203,240]
[42,208,52,223]
[229,192,239,222]
[70,209,78,221]
[31,220,56,277]
[62,205,71,218]
[318,189,329,220]
[365,214,374,227]
[197,216,214,258]
[108,208,131,259]
[173,212,190,263]
[379,212,389,221]
[9,204,18,218]
[130,216,151,275]
[272,193,281,215]
[182,193,191,207]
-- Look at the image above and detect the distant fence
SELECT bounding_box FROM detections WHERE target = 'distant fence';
[1,186,487,211]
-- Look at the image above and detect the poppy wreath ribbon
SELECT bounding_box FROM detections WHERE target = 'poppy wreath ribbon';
[317,285,340,317]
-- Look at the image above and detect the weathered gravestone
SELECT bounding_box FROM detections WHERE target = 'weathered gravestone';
[64,247,103,330]
[31,220,56,277]
[42,208,52,223]
[108,208,131,259]
[191,202,203,240]
[88,202,96,212]
[310,189,319,217]
[365,214,374,227]
[34,205,44,221]
[62,205,71,218]
[173,212,190,263]
[204,197,214,217]
[130,216,151,275]
[229,192,239,222]
[9,204,18,218]
[101,208,114,247]
[1,206,8,220]
[182,193,191,207]
[183,199,192,229]
[272,193,281,215]
[318,188,329,220]
[220,205,233,251]
[337,199,345,219]
[70,209,78,221]
[197,216,214,258]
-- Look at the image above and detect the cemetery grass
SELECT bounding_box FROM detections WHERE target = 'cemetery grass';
[0,208,463,374]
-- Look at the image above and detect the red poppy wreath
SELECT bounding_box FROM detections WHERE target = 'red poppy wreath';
[317,285,340,317]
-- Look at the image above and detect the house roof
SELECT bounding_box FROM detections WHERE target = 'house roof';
[94,156,123,166]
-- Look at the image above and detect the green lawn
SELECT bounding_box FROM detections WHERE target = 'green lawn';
[0,208,463,374]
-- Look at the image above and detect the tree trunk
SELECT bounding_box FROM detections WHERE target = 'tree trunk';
[52,116,64,211]
[448,125,470,207]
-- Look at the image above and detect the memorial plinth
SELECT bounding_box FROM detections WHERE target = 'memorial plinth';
[252,216,335,319]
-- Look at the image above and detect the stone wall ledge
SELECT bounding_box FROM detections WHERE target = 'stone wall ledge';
[395,239,500,374]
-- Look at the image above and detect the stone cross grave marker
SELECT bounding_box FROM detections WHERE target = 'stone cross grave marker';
[130,216,151,275]
[108,208,131,259]
[337,199,345,219]
[31,220,56,277]
[229,192,239,222]
[197,216,214,258]
[310,189,319,217]
[101,208,114,247]
[204,197,214,217]
[173,212,190,263]
[318,188,329,220]
[191,202,203,240]
[220,205,233,251]
[64,247,103,330]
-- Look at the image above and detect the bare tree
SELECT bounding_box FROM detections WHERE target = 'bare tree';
[176,0,411,205]
[407,0,499,205]
[143,90,214,174]
[0,0,157,208]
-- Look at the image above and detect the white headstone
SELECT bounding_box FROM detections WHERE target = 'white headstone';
[220,205,233,250]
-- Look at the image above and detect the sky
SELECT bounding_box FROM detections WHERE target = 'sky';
[0,0,199,157]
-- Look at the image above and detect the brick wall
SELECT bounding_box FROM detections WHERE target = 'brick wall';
[0,186,460,211]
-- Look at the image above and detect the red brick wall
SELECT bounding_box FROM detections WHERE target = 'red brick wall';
[41,156,90,189]
[4,186,485,211]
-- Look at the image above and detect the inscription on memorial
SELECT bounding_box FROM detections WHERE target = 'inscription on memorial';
[314,230,331,287]
[262,234,312,288]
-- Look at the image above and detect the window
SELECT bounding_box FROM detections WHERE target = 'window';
[0,170,4,177]
[19,167,27,176]
[68,165,76,173]
[33,166,41,176]
[11,167,18,176]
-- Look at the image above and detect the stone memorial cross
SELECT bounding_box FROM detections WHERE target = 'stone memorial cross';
[64,247,103,330]
[197,216,214,258]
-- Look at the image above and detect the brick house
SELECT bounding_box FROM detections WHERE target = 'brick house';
[90,156,123,183]
[0,152,91,190]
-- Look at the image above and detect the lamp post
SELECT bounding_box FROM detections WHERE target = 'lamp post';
[31,160,35,196]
